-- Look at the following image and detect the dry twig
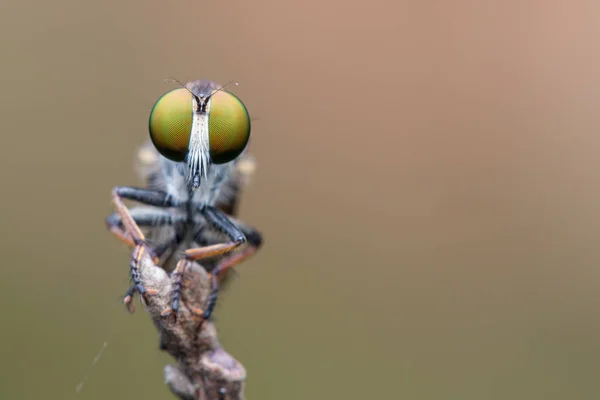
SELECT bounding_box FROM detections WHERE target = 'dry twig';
[132,249,246,400]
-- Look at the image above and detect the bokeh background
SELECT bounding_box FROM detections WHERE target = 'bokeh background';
[2,1,600,399]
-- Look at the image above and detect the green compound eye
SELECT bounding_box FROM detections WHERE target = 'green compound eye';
[149,88,193,162]
[208,90,251,164]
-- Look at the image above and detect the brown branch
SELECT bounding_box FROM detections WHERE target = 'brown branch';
[133,250,246,400]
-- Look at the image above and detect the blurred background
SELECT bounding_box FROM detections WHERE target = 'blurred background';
[2,1,600,399]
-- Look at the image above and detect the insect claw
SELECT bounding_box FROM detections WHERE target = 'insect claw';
[123,295,136,313]
[122,285,137,312]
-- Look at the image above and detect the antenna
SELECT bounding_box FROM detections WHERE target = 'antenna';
[208,80,239,99]
[164,77,200,102]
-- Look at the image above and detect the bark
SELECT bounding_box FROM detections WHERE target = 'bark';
[132,250,246,400]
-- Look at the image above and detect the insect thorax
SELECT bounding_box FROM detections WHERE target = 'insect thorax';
[136,140,233,207]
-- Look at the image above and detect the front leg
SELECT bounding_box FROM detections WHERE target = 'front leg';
[106,207,186,255]
[163,206,246,319]
[109,187,183,310]
[202,221,263,320]
[110,186,182,244]
[107,208,186,312]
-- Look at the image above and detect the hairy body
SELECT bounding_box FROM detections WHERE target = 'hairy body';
[106,79,262,319]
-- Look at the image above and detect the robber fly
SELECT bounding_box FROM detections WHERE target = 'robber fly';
[106,79,263,320]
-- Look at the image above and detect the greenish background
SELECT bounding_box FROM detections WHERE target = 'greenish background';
[2,1,600,399]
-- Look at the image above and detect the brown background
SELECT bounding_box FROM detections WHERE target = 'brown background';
[2,1,600,399]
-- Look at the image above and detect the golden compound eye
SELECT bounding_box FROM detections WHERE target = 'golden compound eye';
[208,90,251,164]
[148,88,193,162]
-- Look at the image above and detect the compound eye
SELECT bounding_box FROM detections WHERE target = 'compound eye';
[208,90,251,164]
[148,88,193,161]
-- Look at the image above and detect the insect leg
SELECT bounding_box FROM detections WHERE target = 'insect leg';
[110,186,182,243]
[209,220,263,278]
[106,208,186,254]
[202,222,263,321]
[123,232,185,313]
[110,187,182,307]
[107,208,186,312]
[163,206,246,319]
